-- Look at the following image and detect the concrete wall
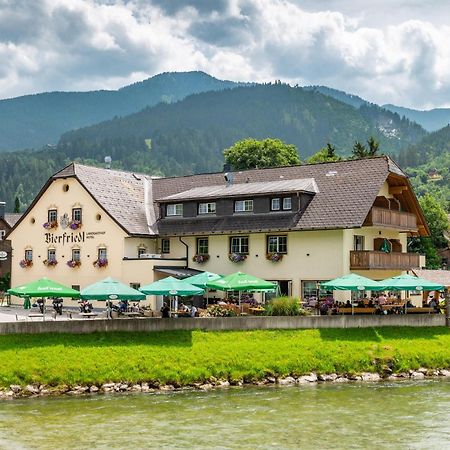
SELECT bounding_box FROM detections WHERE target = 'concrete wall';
[0,315,445,335]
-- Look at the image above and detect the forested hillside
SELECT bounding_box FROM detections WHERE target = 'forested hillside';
[383,105,450,132]
[0,71,242,151]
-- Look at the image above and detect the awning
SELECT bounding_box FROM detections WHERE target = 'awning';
[154,266,202,279]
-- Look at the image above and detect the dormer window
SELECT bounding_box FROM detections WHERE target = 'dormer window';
[198,202,216,214]
[166,204,183,216]
[234,200,253,213]
[283,197,292,210]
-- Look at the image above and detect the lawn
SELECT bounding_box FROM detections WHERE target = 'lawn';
[1,327,450,388]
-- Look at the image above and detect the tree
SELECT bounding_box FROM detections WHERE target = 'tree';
[223,138,300,170]
[307,143,342,164]
[409,194,449,269]
[352,137,381,159]
[14,196,20,213]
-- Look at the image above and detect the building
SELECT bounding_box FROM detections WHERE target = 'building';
[6,156,428,304]
[0,202,21,281]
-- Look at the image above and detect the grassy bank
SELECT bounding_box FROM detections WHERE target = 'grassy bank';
[1,327,450,388]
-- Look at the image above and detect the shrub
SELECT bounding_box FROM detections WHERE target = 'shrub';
[204,305,237,317]
[264,297,308,316]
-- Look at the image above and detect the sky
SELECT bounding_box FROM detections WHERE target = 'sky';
[1,0,449,109]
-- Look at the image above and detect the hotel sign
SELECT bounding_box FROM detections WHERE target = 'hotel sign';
[45,231,106,245]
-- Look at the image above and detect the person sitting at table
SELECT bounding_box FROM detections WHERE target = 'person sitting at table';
[161,302,170,318]
[345,300,351,308]
[378,294,387,305]
[190,305,198,318]
[357,299,365,308]
[406,299,414,308]
[179,302,188,312]
[368,299,374,308]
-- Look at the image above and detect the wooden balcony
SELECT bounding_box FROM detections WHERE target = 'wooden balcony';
[364,207,417,231]
[350,251,420,270]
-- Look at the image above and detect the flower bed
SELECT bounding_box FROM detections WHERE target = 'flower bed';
[19,259,33,268]
[192,254,210,263]
[93,258,108,268]
[228,253,247,263]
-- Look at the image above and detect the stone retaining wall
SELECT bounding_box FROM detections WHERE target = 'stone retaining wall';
[0,314,446,335]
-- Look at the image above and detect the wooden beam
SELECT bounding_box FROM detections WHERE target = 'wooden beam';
[389,185,408,195]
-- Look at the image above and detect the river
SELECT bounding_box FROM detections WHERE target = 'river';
[0,380,449,449]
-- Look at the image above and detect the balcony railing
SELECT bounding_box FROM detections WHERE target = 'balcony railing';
[365,207,417,231]
[350,251,420,270]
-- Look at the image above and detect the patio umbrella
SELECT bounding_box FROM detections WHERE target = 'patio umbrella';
[8,277,80,298]
[321,273,383,291]
[378,274,444,291]
[80,277,146,301]
[140,277,204,316]
[184,271,222,288]
[380,239,391,253]
[205,271,276,291]
[140,276,204,296]
[321,274,383,316]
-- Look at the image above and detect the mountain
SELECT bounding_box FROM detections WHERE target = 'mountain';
[0,71,243,151]
[0,83,427,212]
[383,104,450,132]
[303,85,368,109]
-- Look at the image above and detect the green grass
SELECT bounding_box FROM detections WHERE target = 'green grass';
[1,327,450,388]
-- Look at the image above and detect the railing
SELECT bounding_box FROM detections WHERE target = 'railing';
[350,251,420,270]
[365,207,417,231]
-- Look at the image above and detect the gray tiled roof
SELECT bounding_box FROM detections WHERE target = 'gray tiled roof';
[48,156,408,237]
[157,178,318,202]
[4,213,22,228]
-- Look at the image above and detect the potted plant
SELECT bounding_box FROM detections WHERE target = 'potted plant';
[228,253,247,263]
[43,259,58,267]
[266,252,283,262]
[93,258,108,268]
[192,254,210,263]
[69,220,82,230]
[19,259,33,268]
[67,260,81,268]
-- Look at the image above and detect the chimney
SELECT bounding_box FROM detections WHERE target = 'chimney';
[0,202,5,220]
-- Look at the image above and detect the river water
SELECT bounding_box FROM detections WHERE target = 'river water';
[0,380,449,449]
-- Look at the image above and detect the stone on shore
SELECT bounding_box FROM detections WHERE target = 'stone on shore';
[278,376,296,385]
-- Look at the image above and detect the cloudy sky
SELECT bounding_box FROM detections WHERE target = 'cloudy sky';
[1,0,449,109]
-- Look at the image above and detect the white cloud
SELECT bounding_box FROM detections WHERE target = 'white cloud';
[0,0,449,108]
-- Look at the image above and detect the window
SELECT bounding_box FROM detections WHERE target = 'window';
[98,247,107,260]
[166,204,183,216]
[197,237,209,255]
[71,285,80,291]
[48,209,57,223]
[354,235,365,251]
[47,248,56,262]
[161,239,170,254]
[25,249,33,261]
[271,198,280,211]
[267,235,287,254]
[72,249,81,261]
[198,202,216,214]
[230,236,249,254]
[283,197,292,210]
[0,230,4,240]
[130,283,141,290]
[72,208,82,223]
[234,200,253,212]
[138,247,146,257]
[301,280,332,301]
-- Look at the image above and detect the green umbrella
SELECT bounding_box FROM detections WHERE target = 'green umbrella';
[321,273,383,291]
[81,277,146,300]
[184,272,222,288]
[206,271,276,291]
[380,239,391,253]
[378,274,444,291]
[140,276,204,296]
[8,277,80,298]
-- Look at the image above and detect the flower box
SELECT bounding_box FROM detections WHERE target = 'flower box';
[69,220,82,230]
[228,253,247,263]
[19,259,33,268]
[43,259,58,267]
[192,254,210,263]
[43,221,58,230]
[266,253,283,262]
[93,258,108,268]
[67,260,81,268]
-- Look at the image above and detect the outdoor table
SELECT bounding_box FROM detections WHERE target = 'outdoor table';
[79,312,98,319]
[122,312,142,318]
[249,307,265,315]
